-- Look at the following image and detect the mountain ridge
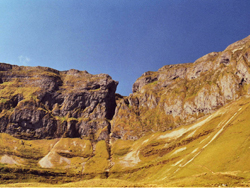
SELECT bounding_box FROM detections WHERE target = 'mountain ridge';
[111,34,250,141]
[1,35,250,186]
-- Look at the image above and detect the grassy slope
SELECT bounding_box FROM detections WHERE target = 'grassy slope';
[2,96,250,186]
[109,95,250,187]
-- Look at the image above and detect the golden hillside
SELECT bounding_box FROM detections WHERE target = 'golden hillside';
[1,35,250,186]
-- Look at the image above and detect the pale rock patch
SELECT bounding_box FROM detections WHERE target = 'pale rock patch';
[191,148,198,154]
[0,155,19,165]
[38,152,54,168]
[187,130,196,138]
[81,144,86,151]
[120,150,141,167]
[38,138,61,168]
[159,110,221,140]
[59,156,71,168]
[171,147,187,156]
[142,139,149,145]
[172,159,184,166]
[232,46,245,53]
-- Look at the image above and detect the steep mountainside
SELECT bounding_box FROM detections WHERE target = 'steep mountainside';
[111,35,250,141]
[0,65,118,178]
[0,65,118,140]
[108,95,250,187]
[1,35,250,187]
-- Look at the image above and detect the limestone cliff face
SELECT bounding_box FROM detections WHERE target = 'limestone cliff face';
[111,35,250,141]
[0,64,118,141]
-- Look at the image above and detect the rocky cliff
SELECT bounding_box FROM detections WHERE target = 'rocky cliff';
[2,36,250,143]
[111,35,250,140]
[1,35,250,187]
[0,64,118,141]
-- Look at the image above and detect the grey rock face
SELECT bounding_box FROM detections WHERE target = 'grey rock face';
[132,71,158,93]
[111,35,250,141]
[0,64,118,140]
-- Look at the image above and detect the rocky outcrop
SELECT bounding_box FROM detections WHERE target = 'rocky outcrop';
[1,35,250,144]
[0,64,118,141]
[111,35,250,141]
[1,35,250,184]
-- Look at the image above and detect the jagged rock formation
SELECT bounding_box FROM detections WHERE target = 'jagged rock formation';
[111,35,250,141]
[1,35,250,187]
[0,64,118,141]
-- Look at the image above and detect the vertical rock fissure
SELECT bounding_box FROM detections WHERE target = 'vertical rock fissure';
[105,121,112,178]
[105,92,118,178]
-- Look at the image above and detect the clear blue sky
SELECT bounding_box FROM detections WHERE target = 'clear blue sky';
[1,0,250,96]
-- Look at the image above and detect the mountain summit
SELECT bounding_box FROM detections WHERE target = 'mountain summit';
[1,35,250,186]
[112,35,250,141]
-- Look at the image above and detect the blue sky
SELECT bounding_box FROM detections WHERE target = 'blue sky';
[1,0,250,96]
